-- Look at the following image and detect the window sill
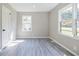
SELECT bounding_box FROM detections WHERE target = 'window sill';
[58,32,79,40]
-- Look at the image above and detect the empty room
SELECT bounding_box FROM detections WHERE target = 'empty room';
[0,3,79,56]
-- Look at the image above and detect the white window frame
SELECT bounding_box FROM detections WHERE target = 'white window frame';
[58,4,79,39]
[22,15,32,32]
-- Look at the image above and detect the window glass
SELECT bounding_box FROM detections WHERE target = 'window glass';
[60,6,73,36]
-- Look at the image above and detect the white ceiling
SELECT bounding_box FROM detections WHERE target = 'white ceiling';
[10,3,58,12]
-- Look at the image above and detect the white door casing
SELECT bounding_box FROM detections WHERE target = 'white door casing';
[2,6,12,48]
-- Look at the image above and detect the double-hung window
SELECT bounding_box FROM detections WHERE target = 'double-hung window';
[22,15,32,31]
[59,4,79,38]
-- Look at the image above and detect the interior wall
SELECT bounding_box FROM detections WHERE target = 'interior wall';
[16,12,48,38]
[48,3,79,55]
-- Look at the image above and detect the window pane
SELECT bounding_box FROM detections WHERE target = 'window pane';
[22,24,32,31]
[77,4,79,36]
[22,16,32,24]
[60,6,73,36]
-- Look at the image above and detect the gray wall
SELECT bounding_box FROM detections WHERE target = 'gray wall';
[16,12,48,38]
[0,4,2,49]
[48,3,79,55]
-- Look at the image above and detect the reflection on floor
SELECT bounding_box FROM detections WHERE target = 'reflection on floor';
[0,38,74,56]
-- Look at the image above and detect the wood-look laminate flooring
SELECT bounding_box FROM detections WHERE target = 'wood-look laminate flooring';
[0,38,74,56]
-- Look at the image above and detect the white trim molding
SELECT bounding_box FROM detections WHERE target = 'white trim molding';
[49,36,78,56]
[16,37,49,39]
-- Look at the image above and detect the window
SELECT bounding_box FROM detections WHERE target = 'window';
[59,5,73,37]
[59,4,79,38]
[22,15,32,31]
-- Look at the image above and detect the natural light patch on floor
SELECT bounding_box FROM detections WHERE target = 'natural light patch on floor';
[7,40,24,47]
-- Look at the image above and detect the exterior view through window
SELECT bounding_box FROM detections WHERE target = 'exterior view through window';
[59,4,79,38]
[59,5,73,37]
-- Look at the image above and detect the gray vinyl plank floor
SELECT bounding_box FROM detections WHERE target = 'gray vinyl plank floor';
[0,38,74,56]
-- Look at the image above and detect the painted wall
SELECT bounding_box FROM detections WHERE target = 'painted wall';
[16,12,48,38]
[48,3,79,55]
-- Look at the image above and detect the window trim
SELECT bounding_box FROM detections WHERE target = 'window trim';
[58,4,73,37]
[22,15,32,32]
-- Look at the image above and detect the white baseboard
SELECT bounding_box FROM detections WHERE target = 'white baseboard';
[49,36,78,56]
[16,37,49,39]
